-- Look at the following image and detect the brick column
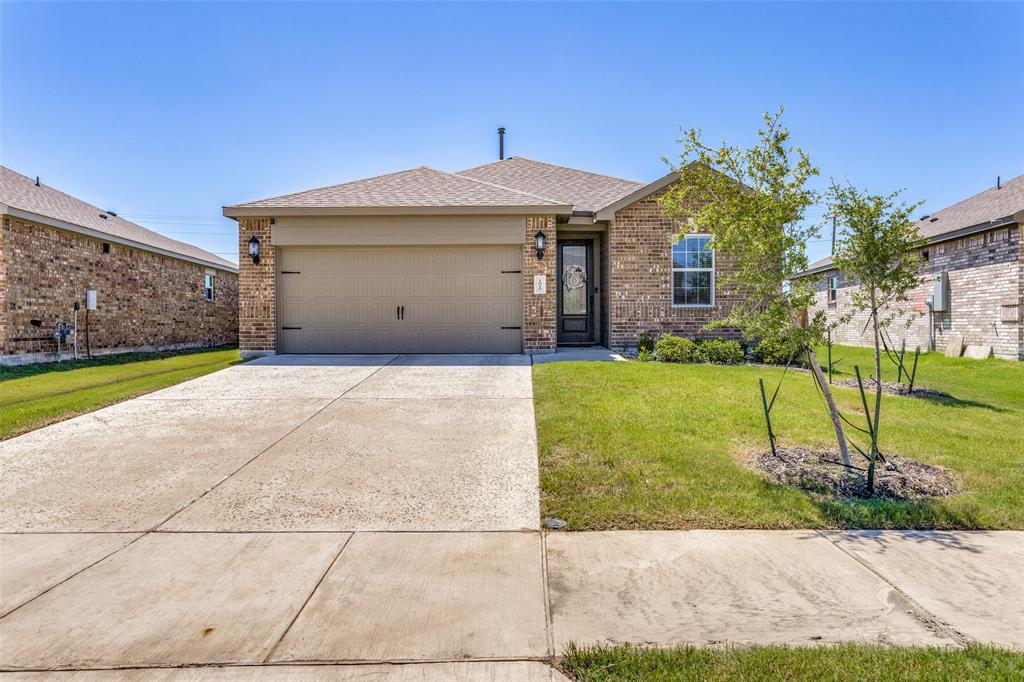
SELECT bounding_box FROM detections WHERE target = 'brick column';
[237,217,275,356]
[523,216,557,351]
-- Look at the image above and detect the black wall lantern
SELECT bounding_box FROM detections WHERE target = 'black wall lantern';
[534,230,546,259]
[248,235,261,264]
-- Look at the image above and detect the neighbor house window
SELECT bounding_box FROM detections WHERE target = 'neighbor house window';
[672,235,714,306]
[828,276,838,303]
[204,273,215,301]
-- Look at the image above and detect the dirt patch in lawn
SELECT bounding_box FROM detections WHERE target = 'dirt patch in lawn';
[754,447,960,501]
[833,377,950,399]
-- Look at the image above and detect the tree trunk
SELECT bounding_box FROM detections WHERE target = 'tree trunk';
[806,345,852,467]
[868,292,883,495]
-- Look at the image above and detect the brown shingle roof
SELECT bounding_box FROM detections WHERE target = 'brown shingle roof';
[0,166,236,270]
[457,157,645,213]
[229,166,566,210]
[916,174,1023,240]
[803,174,1023,275]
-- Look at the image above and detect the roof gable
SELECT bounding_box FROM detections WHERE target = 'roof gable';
[457,157,645,214]
[0,166,236,270]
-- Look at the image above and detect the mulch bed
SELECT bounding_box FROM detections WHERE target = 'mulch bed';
[833,376,951,399]
[754,447,960,501]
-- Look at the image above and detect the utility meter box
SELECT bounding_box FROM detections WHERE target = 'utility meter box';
[932,272,949,312]
[86,289,98,311]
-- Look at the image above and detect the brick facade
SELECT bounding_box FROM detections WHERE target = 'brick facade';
[809,225,1023,361]
[0,216,238,364]
[607,189,742,350]
[523,216,557,351]
[237,217,276,355]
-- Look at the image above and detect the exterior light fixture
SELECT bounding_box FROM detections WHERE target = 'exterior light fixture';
[534,230,546,259]
[248,235,261,264]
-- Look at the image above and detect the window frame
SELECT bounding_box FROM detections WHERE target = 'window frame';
[827,275,838,303]
[204,273,215,301]
[671,234,715,308]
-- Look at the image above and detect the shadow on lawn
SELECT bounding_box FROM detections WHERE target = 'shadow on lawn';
[912,392,1007,413]
[813,495,989,544]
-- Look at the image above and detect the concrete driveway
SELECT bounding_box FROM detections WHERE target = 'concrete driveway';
[0,354,539,533]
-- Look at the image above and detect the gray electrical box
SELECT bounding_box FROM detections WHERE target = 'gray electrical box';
[932,272,949,312]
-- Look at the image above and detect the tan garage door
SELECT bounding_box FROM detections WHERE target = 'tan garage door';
[277,246,523,354]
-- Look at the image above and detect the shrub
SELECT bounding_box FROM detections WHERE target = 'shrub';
[752,334,804,365]
[635,349,654,362]
[693,339,744,364]
[637,331,655,354]
[654,335,695,363]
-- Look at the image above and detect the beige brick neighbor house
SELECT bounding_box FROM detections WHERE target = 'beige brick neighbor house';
[803,175,1023,360]
[1,166,239,364]
[225,157,742,356]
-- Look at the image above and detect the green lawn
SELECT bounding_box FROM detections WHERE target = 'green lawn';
[533,345,1024,529]
[559,643,1024,682]
[0,347,245,440]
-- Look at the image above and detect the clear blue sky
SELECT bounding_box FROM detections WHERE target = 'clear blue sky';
[3,1,1022,265]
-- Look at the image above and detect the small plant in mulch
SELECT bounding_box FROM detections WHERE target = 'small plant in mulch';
[754,447,960,501]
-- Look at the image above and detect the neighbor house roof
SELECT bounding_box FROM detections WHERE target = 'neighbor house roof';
[457,157,645,214]
[801,174,1024,276]
[0,166,236,271]
[224,166,572,217]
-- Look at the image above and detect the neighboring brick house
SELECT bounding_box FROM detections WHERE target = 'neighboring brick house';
[1,166,239,364]
[225,156,741,356]
[802,175,1023,361]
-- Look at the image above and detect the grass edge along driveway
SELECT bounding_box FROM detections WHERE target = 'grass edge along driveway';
[533,344,1023,530]
[0,347,245,440]
[558,642,1024,682]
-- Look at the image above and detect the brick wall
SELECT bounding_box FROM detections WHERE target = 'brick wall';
[607,189,742,350]
[237,217,276,355]
[809,225,1022,360]
[0,216,238,363]
[523,216,557,351]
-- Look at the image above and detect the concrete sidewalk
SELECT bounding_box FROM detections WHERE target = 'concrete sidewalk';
[1,529,1020,675]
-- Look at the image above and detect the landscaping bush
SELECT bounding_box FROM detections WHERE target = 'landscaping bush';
[693,339,744,364]
[753,334,804,365]
[637,331,655,354]
[654,335,695,363]
[635,349,655,362]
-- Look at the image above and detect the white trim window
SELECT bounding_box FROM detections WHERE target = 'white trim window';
[828,275,838,303]
[204,273,215,301]
[672,234,714,306]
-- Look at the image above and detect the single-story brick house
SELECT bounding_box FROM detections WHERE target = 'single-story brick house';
[802,175,1023,361]
[0,166,239,365]
[225,156,741,356]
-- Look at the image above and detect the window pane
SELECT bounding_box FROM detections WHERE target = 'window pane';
[672,242,687,269]
[561,245,587,315]
[673,272,686,305]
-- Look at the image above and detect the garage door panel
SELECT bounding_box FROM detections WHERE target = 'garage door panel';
[277,246,522,354]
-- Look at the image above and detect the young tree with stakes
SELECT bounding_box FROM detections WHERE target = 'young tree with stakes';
[827,183,925,493]
[660,108,853,466]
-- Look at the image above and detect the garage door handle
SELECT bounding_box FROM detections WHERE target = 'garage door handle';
[400,305,405,320]
[396,306,400,320]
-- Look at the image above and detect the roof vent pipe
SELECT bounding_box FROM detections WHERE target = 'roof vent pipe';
[498,127,506,160]
[997,176,1001,190]
[35,176,40,187]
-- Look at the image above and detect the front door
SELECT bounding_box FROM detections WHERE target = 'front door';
[557,240,595,345]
